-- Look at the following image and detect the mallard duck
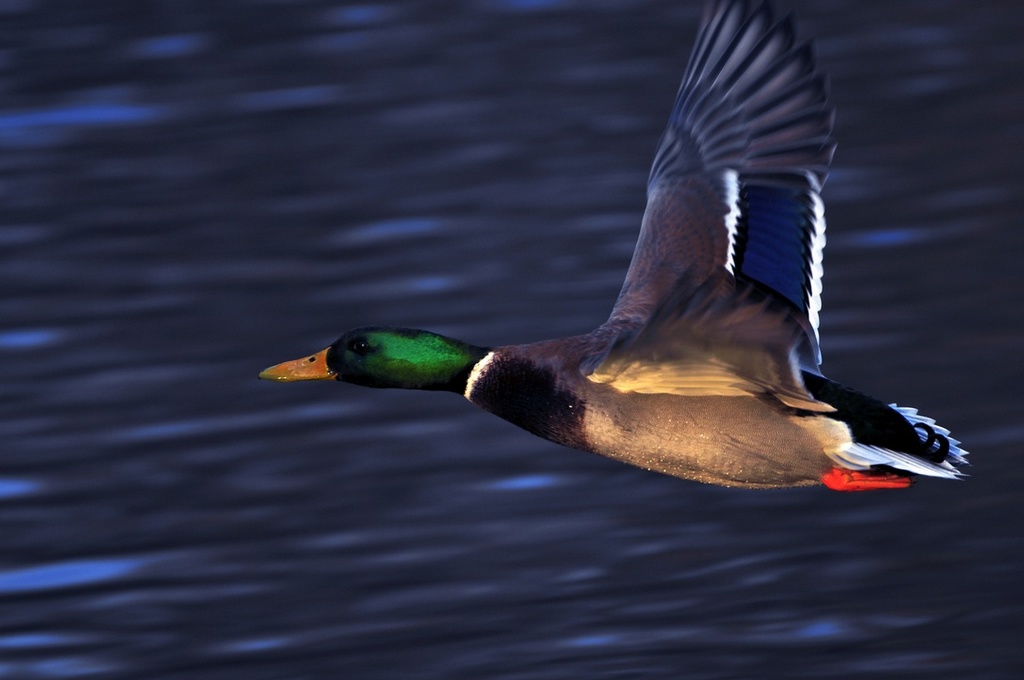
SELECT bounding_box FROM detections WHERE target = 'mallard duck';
[260,0,967,491]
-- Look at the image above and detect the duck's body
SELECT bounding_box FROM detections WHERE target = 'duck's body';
[466,323,957,490]
[466,337,848,488]
[261,0,967,491]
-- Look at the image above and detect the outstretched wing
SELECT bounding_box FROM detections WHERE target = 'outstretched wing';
[593,274,834,412]
[608,0,834,372]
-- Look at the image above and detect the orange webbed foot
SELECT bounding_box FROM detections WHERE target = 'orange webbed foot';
[821,468,914,492]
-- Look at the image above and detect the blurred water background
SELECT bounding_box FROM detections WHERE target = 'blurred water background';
[1,0,1023,677]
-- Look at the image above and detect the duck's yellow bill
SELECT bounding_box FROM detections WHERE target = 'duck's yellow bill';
[259,347,336,381]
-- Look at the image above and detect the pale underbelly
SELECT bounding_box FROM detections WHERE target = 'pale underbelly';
[582,393,850,489]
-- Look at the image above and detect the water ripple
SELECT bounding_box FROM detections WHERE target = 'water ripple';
[127,33,209,59]
[0,328,64,350]
[0,103,168,130]
[331,217,444,246]
[0,557,147,595]
[0,478,41,500]
[0,633,81,649]
[486,474,563,491]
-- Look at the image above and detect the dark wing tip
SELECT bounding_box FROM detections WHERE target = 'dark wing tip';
[650,0,835,190]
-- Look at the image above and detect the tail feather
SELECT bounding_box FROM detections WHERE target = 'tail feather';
[834,443,964,480]
[890,404,970,467]
[830,404,968,480]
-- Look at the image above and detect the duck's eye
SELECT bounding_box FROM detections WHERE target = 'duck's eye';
[348,338,371,355]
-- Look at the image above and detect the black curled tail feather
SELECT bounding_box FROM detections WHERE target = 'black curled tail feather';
[890,405,969,468]
[801,372,967,476]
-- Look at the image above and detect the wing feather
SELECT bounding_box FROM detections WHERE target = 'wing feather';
[609,0,834,373]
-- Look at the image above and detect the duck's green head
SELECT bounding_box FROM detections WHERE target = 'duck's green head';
[259,326,488,393]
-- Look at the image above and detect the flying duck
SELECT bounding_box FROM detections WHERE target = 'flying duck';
[260,0,967,491]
